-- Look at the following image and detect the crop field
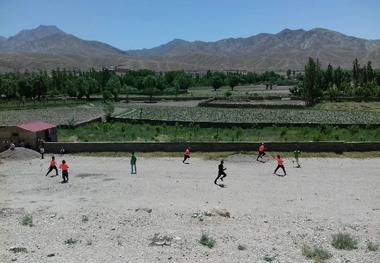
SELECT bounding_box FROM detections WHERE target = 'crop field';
[187,85,293,97]
[115,105,380,125]
[0,105,105,126]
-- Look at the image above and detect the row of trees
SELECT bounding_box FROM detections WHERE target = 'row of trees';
[0,68,294,101]
[0,58,379,102]
[295,58,380,103]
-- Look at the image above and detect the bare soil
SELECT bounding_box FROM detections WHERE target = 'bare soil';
[0,148,379,262]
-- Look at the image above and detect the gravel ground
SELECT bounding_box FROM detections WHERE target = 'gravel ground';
[0,148,379,263]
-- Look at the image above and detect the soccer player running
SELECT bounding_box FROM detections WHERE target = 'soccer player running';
[183,147,190,163]
[59,160,70,183]
[256,143,266,161]
[46,156,59,176]
[293,149,301,168]
[214,160,227,184]
[273,155,287,176]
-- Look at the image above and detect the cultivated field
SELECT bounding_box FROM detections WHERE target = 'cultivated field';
[0,148,379,262]
[115,103,380,125]
[0,105,105,127]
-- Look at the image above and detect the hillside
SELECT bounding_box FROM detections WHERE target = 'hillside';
[0,25,379,73]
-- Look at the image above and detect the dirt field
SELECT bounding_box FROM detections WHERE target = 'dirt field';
[0,148,379,262]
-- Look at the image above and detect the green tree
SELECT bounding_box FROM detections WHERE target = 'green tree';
[352,58,360,88]
[286,69,292,79]
[65,79,77,97]
[143,75,158,102]
[2,76,18,99]
[75,76,89,99]
[106,75,122,100]
[173,72,192,91]
[86,77,99,99]
[226,74,240,91]
[324,63,334,90]
[302,57,322,104]
[33,72,50,100]
[243,72,258,84]
[210,73,225,91]
[18,76,34,100]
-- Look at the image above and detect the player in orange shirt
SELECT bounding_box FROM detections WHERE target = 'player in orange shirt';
[183,147,190,163]
[273,155,287,176]
[256,143,266,161]
[59,160,70,183]
[45,156,58,176]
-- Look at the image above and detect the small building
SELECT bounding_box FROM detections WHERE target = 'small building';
[0,121,57,151]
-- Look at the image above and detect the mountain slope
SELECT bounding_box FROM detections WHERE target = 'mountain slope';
[0,25,379,73]
[0,25,127,57]
[128,28,379,57]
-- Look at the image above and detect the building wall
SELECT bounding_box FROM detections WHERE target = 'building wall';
[0,126,57,151]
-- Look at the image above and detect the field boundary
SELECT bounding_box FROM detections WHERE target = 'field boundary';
[44,141,380,154]
[111,117,380,128]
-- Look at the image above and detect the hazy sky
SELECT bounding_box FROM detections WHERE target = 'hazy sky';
[1,0,379,50]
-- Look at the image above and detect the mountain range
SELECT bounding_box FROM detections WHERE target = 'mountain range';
[0,25,379,73]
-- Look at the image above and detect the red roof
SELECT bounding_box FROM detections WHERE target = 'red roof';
[16,121,56,132]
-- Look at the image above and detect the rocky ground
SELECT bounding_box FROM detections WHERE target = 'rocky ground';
[0,148,379,262]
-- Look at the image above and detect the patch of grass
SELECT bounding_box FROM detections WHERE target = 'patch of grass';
[58,121,380,143]
[86,240,93,246]
[313,101,380,112]
[199,233,216,248]
[302,245,332,262]
[82,215,89,222]
[10,247,28,253]
[367,241,379,251]
[64,238,78,246]
[21,214,34,227]
[331,233,358,250]
[149,233,172,246]
[263,255,276,262]
[237,244,246,250]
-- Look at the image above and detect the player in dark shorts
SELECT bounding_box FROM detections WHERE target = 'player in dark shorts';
[256,143,266,161]
[46,156,58,176]
[214,160,227,184]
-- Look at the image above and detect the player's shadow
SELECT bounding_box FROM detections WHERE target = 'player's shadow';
[217,183,227,188]
[273,173,286,177]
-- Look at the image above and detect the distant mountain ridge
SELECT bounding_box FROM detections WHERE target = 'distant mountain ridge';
[126,28,380,57]
[0,25,379,73]
[0,25,127,57]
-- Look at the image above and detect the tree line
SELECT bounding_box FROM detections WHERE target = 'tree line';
[293,58,380,103]
[0,58,379,102]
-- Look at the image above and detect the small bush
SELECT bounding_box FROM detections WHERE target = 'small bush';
[367,241,379,251]
[10,247,28,253]
[224,91,232,97]
[263,255,276,262]
[302,244,332,262]
[199,233,216,248]
[64,238,78,245]
[149,233,172,246]
[21,214,34,227]
[82,215,89,222]
[237,244,246,250]
[331,233,358,250]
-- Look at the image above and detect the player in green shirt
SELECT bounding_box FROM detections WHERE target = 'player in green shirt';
[130,152,137,174]
[293,150,301,168]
